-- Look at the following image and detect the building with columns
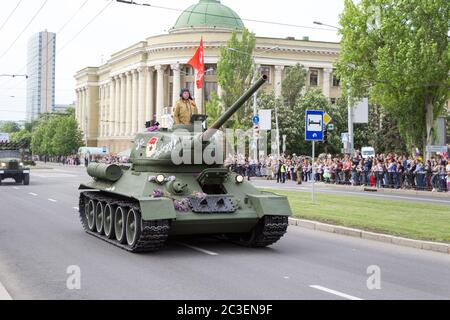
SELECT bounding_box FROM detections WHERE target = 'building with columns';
[75,0,341,153]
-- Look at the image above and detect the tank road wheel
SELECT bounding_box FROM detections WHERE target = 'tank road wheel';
[114,206,127,244]
[126,208,141,247]
[23,174,30,185]
[86,200,97,231]
[95,202,105,235]
[103,203,115,239]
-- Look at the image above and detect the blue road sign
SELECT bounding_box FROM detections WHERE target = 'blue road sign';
[252,115,260,125]
[305,110,324,141]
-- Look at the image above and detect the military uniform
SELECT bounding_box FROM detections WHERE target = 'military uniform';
[173,99,198,125]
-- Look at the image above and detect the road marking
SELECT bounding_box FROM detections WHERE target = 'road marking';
[0,281,12,300]
[29,192,38,196]
[48,198,57,203]
[73,207,79,211]
[310,285,363,300]
[178,243,219,256]
[13,187,20,190]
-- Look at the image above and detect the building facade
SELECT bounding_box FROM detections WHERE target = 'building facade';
[26,30,56,121]
[75,0,341,153]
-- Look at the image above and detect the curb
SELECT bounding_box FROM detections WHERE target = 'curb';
[289,218,450,255]
[325,184,450,199]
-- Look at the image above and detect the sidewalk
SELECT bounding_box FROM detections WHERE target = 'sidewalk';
[33,161,84,170]
[253,177,450,199]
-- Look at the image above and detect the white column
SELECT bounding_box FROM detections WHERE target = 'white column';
[137,67,146,132]
[114,76,121,137]
[109,79,115,137]
[103,85,108,137]
[125,71,133,136]
[99,86,104,138]
[85,87,91,142]
[155,65,166,122]
[171,63,181,109]
[120,73,127,136]
[194,69,203,114]
[75,89,81,125]
[146,67,155,121]
[131,69,139,135]
[81,88,86,133]
[274,65,284,98]
[322,68,332,99]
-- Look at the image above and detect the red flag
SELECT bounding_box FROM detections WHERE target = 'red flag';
[188,37,205,89]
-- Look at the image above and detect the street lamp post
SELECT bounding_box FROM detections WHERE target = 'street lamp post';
[314,21,355,153]
[227,46,279,160]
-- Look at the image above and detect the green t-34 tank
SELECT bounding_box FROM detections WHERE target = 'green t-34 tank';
[79,75,292,252]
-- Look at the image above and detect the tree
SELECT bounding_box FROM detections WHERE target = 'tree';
[217,28,256,129]
[205,92,223,128]
[10,130,32,148]
[0,121,20,133]
[257,89,339,155]
[282,63,308,107]
[336,0,450,157]
[30,111,83,156]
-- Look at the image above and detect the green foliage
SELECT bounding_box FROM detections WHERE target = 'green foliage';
[333,96,408,154]
[30,112,83,156]
[336,0,450,152]
[217,28,256,129]
[282,63,308,107]
[10,130,32,148]
[257,89,345,155]
[0,121,20,133]
[205,92,223,128]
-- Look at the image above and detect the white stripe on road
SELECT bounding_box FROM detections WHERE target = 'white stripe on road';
[29,192,38,196]
[13,187,20,190]
[310,285,363,300]
[0,281,12,300]
[73,207,79,211]
[48,199,57,203]
[178,243,219,256]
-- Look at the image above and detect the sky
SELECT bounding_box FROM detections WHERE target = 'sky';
[0,0,344,121]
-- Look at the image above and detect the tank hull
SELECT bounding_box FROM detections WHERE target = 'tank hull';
[79,168,292,252]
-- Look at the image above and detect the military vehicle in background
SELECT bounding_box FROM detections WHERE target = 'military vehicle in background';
[79,75,292,253]
[0,142,30,185]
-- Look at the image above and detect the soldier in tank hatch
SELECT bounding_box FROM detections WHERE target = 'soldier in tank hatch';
[173,88,198,125]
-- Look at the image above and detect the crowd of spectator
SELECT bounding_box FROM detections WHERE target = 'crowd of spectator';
[225,152,450,192]
[32,154,128,167]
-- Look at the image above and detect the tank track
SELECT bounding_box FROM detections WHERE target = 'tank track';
[79,192,170,253]
[238,215,289,248]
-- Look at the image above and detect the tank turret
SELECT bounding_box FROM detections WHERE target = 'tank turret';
[129,75,268,166]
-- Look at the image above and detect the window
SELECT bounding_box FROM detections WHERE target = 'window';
[333,74,340,87]
[169,83,174,107]
[309,69,319,86]
[185,82,195,97]
[184,66,195,76]
[259,66,271,83]
[204,82,218,102]
[205,64,217,75]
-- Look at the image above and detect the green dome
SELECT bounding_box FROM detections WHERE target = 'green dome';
[171,0,245,32]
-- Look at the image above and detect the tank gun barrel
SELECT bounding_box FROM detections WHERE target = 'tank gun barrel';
[202,75,268,141]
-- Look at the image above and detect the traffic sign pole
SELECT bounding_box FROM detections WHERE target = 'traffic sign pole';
[312,140,315,204]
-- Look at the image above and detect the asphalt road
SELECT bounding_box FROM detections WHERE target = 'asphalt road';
[0,166,449,300]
